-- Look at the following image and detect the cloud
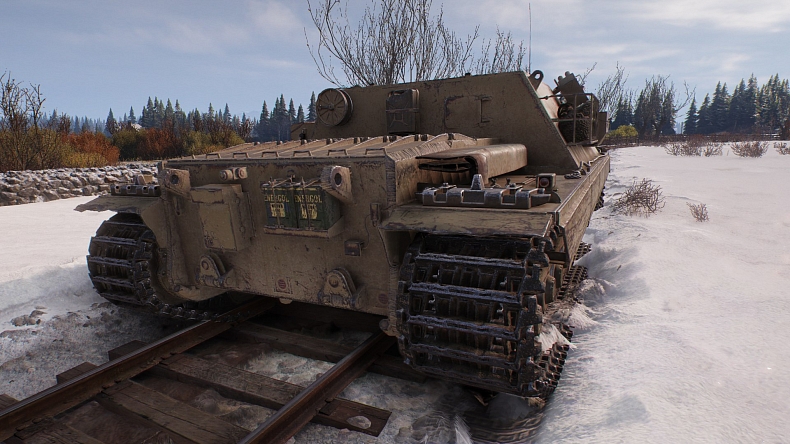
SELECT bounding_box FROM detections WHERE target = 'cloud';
[248,0,305,37]
[690,53,752,75]
[624,0,790,32]
[134,20,250,55]
[453,0,586,28]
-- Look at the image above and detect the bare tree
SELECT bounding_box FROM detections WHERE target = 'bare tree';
[596,62,628,114]
[307,0,478,86]
[475,27,527,75]
[0,72,69,171]
[577,62,597,88]
[306,0,529,87]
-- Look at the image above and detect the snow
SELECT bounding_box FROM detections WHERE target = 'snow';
[0,197,182,399]
[1,145,790,442]
[540,144,790,442]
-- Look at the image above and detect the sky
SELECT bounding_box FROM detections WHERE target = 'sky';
[1,0,789,123]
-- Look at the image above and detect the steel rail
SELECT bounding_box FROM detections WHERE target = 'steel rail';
[0,298,273,440]
[239,331,395,444]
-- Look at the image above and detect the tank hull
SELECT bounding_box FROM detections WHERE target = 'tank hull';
[77,69,609,397]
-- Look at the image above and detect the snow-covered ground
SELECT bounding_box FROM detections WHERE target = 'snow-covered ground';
[1,144,789,442]
[539,144,790,443]
[0,198,183,399]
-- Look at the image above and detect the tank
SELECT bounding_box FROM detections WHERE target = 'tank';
[76,70,609,398]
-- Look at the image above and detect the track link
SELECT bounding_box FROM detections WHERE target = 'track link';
[396,234,573,398]
[87,214,239,321]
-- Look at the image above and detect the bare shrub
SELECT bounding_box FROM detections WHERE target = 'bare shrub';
[664,139,701,156]
[663,141,683,156]
[775,142,790,155]
[686,202,709,222]
[611,179,665,217]
[703,142,723,157]
[731,141,768,158]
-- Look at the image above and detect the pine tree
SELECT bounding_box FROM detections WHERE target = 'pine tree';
[308,92,317,122]
[288,99,296,124]
[697,94,712,134]
[709,82,730,133]
[223,104,231,123]
[164,99,175,125]
[154,98,165,128]
[277,95,289,140]
[129,106,136,125]
[744,75,759,132]
[660,96,676,135]
[142,97,155,128]
[192,108,204,132]
[727,80,746,133]
[174,100,186,130]
[105,108,117,135]
[297,104,305,123]
[611,96,633,130]
[683,98,697,135]
[257,101,270,141]
[755,75,789,132]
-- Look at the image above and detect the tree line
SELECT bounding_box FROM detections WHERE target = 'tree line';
[606,73,790,138]
[0,69,316,172]
[682,75,789,135]
[106,94,315,161]
[1,72,120,171]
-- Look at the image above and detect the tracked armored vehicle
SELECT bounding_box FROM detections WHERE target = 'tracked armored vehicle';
[77,70,609,398]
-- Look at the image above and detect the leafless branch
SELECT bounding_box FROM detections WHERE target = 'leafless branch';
[731,141,768,157]
[474,27,526,75]
[775,142,790,155]
[306,0,479,86]
[611,178,665,217]
[596,62,628,113]
[577,62,597,87]
[687,202,709,222]
[0,72,69,171]
[306,0,531,87]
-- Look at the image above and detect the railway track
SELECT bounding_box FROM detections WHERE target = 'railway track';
[0,243,593,444]
[0,299,409,444]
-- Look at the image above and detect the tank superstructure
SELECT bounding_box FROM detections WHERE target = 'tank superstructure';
[78,70,609,397]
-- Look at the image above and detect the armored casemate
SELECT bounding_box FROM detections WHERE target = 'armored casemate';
[77,70,609,398]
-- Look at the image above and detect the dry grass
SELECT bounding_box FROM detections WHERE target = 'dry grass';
[775,142,790,155]
[687,202,709,222]
[612,179,665,217]
[731,141,768,157]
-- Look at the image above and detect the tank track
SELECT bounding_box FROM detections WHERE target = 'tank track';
[559,241,590,298]
[87,214,240,322]
[396,234,573,398]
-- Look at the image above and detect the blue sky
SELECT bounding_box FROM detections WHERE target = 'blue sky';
[2,0,788,122]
